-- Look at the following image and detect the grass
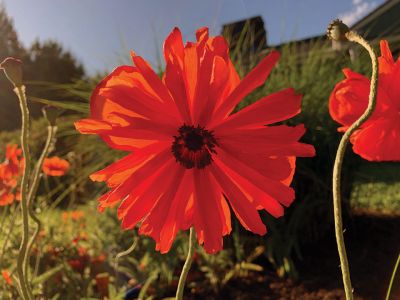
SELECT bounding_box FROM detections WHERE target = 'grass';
[351,161,400,215]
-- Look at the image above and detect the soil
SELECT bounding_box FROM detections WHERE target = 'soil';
[184,214,400,300]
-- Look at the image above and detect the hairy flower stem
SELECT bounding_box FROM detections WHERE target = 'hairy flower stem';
[176,227,196,300]
[14,86,34,300]
[24,125,57,280]
[332,31,378,300]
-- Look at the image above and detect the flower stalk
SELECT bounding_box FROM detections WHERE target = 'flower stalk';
[386,253,400,300]
[176,227,196,300]
[327,20,378,300]
[14,85,34,300]
[24,119,58,281]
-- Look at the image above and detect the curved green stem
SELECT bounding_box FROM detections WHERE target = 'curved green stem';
[14,85,34,300]
[176,227,196,300]
[24,125,57,281]
[386,253,400,300]
[332,31,378,300]
[114,236,138,288]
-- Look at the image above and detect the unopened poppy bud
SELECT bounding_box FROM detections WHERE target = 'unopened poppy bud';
[0,57,23,87]
[327,19,349,41]
[42,105,61,126]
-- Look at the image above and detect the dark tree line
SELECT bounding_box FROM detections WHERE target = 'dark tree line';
[0,5,85,130]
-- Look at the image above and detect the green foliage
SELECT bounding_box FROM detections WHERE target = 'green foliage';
[232,38,387,278]
[350,161,400,214]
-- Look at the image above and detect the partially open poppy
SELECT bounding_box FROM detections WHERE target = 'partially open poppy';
[329,40,400,161]
[42,156,70,176]
[75,27,315,254]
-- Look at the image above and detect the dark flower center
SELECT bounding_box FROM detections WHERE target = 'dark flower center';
[172,125,218,169]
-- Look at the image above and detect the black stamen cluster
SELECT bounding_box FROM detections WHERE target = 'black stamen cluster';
[171,124,218,169]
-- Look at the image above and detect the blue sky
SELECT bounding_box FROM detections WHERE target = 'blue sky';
[2,0,383,75]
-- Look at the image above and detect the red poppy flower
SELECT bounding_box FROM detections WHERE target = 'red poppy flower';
[2,144,22,177]
[1,269,13,286]
[42,156,70,176]
[0,190,14,206]
[91,253,106,265]
[0,144,23,206]
[95,273,110,298]
[329,40,400,161]
[68,259,85,273]
[75,27,315,254]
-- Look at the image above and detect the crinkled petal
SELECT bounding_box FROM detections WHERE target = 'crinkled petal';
[351,117,400,161]
[378,40,400,109]
[329,68,393,132]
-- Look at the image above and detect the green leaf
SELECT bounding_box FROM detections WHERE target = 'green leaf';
[29,96,89,113]
[240,262,263,272]
[32,265,64,286]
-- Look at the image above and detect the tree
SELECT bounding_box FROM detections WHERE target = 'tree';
[0,5,26,130]
[0,6,85,130]
[24,40,85,118]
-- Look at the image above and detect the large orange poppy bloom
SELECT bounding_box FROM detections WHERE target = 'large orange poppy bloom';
[329,40,400,161]
[75,27,315,254]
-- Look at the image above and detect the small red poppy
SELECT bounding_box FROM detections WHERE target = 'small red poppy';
[68,259,85,272]
[42,156,70,176]
[75,27,315,254]
[0,144,23,206]
[1,269,13,286]
[95,273,110,298]
[329,40,400,161]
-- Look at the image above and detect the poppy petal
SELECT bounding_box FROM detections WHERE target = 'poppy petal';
[105,150,171,204]
[215,149,295,207]
[214,88,301,130]
[351,117,400,161]
[218,125,316,157]
[130,53,181,118]
[210,162,267,235]
[193,169,224,254]
[120,159,180,229]
[218,162,284,218]
[212,51,280,124]
[138,166,185,252]
[159,170,193,253]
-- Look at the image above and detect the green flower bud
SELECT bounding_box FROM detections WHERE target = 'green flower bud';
[327,19,350,42]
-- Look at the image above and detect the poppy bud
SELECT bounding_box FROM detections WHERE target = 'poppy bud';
[0,57,23,87]
[327,19,349,42]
